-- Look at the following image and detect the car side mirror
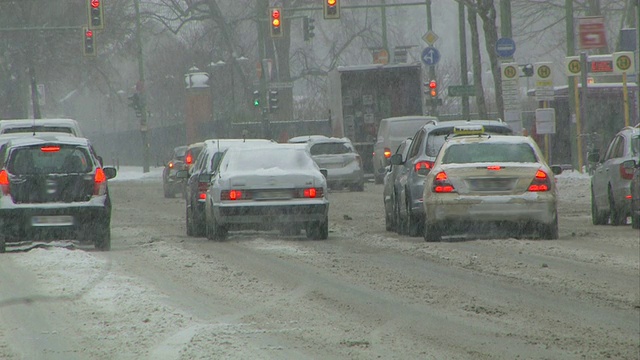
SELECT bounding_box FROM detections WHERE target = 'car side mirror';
[320,169,328,178]
[176,169,189,179]
[389,153,403,166]
[103,166,117,179]
[550,165,563,175]
[587,150,600,163]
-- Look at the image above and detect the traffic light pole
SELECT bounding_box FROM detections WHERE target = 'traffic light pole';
[425,0,437,116]
[133,0,150,173]
[257,0,271,140]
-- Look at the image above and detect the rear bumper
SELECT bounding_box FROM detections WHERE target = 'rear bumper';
[214,201,329,226]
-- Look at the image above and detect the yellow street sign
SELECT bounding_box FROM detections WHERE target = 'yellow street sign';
[613,51,635,74]
[565,56,581,76]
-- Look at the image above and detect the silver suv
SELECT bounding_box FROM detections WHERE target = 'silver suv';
[389,120,513,236]
[590,125,640,225]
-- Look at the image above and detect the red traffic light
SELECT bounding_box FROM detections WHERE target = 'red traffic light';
[91,0,100,8]
[271,9,281,27]
[429,80,437,89]
[85,29,94,38]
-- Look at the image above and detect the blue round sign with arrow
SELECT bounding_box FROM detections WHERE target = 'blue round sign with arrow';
[421,47,440,66]
[495,38,516,58]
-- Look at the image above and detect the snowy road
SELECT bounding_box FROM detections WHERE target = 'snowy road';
[0,167,638,359]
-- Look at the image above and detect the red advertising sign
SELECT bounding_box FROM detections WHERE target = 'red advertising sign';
[578,16,608,50]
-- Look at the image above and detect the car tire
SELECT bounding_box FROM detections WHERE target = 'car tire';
[193,209,206,237]
[538,216,559,240]
[163,184,174,198]
[206,213,227,241]
[591,189,608,225]
[186,205,194,236]
[374,174,384,185]
[423,222,441,242]
[395,194,407,235]
[385,206,394,232]
[0,233,5,253]
[608,188,627,226]
[406,194,422,237]
[94,221,111,251]
[306,217,328,240]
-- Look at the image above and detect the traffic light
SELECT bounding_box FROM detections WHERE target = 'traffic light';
[83,28,96,57]
[252,90,260,107]
[268,89,279,112]
[270,7,283,38]
[323,0,340,19]
[88,0,104,30]
[522,63,534,77]
[303,16,315,41]
[428,80,437,98]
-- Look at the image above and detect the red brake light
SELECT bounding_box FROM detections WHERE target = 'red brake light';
[383,148,392,159]
[0,170,9,195]
[229,190,241,200]
[41,146,61,152]
[528,169,551,192]
[433,171,455,193]
[199,193,207,200]
[185,152,193,165]
[487,165,502,171]
[415,161,433,173]
[93,168,107,195]
[620,163,634,180]
[304,188,317,198]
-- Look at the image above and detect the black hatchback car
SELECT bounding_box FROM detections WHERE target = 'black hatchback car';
[0,135,117,252]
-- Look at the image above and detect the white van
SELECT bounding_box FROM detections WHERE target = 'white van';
[0,118,84,137]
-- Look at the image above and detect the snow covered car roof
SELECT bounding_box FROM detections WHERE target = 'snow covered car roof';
[1,134,91,148]
[0,118,83,137]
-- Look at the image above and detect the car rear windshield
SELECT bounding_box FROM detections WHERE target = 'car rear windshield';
[8,145,93,175]
[224,148,316,172]
[442,143,537,164]
[425,125,513,157]
[388,120,432,138]
[310,142,351,155]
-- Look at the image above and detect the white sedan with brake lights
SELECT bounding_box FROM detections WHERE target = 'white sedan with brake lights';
[422,127,563,242]
[204,145,330,241]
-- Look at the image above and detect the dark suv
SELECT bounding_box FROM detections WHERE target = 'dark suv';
[0,135,117,252]
[589,125,639,226]
[390,120,513,236]
[179,138,275,236]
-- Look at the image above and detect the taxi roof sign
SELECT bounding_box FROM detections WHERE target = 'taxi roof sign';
[453,125,485,136]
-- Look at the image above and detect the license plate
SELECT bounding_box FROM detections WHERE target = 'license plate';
[255,190,292,200]
[31,215,74,226]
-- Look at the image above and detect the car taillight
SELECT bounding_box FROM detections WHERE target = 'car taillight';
[415,161,433,173]
[528,169,551,192]
[197,182,208,200]
[620,163,634,180]
[185,152,193,165]
[93,167,107,195]
[0,170,9,195]
[432,171,455,193]
[221,190,244,200]
[302,187,323,198]
[383,148,392,159]
[41,146,60,152]
[487,165,502,171]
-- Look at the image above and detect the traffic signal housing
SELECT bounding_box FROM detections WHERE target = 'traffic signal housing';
[83,28,96,57]
[268,89,279,112]
[521,63,534,77]
[88,0,104,30]
[303,16,315,41]
[324,0,340,19]
[270,7,283,38]
[252,90,260,107]
[428,80,438,98]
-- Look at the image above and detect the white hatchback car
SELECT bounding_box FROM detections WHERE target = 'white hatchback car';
[204,145,330,240]
[422,127,563,241]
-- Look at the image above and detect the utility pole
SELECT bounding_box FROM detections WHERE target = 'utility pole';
[256,0,270,140]
[425,0,437,116]
[458,1,469,120]
[565,0,579,170]
[499,0,511,38]
[636,0,639,123]
[381,0,388,53]
[133,0,150,173]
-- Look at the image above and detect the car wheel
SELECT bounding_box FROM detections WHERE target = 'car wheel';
[406,194,422,237]
[609,187,626,226]
[395,194,407,235]
[423,222,441,242]
[186,206,194,236]
[206,212,227,241]
[163,184,174,198]
[93,221,111,251]
[0,233,5,253]
[538,216,559,240]
[591,189,608,225]
[193,208,206,237]
[306,217,328,240]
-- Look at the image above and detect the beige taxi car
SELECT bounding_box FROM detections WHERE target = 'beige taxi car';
[422,126,563,242]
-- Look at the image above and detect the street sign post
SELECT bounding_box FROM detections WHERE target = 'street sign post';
[534,62,554,102]
[495,37,516,58]
[421,47,440,66]
[501,63,520,111]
